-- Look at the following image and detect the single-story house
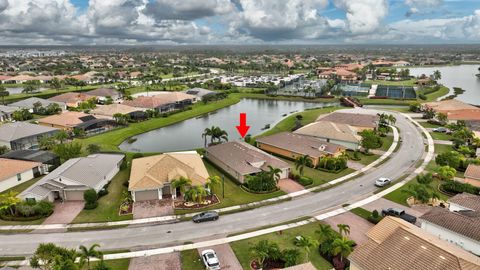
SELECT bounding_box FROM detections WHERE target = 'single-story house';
[8,97,66,112]
[20,154,124,202]
[1,150,60,173]
[129,151,209,202]
[38,111,118,135]
[0,105,18,122]
[448,193,480,212]
[0,122,59,150]
[294,120,361,150]
[464,164,480,187]
[256,132,345,167]
[205,141,290,183]
[420,207,480,256]
[85,88,121,103]
[90,104,147,120]
[48,92,96,108]
[123,92,196,113]
[183,88,217,99]
[349,216,480,270]
[423,99,480,121]
[0,158,43,192]
[316,112,379,131]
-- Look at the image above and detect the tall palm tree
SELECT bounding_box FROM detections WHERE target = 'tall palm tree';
[54,130,69,144]
[295,155,312,177]
[171,177,192,197]
[433,70,442,81]
[331,237,354,263]
[337,224,351,237]
[205,176,221,195]
[78,244,102,270]
[202,127,214,147]
[212,126,228,143]
[295,236,318,261]
[267,165,282,182]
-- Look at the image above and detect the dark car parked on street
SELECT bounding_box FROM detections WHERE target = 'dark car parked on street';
[192,211,219,223]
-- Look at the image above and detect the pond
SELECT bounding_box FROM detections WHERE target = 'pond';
[6,87,49,94]
[409,64,480,104]
[119,99,338,153]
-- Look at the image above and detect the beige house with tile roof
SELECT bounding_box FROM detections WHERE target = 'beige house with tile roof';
[464,164,480,187]
[350,216,480,270]
[128,151,209,201]
[294,120,361,150]
[0,158,42,192]
[316,112,379,131]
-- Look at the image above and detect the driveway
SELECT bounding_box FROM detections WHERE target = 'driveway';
[363,198,429,219]
[347,161,365,171]
[42,201,85,225]
[278,178,305,193]
[133,199,173,219]
[324,212,373,245]
[198,244,242,270]
[129,253,180,270]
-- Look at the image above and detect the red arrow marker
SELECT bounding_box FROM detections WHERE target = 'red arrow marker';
[236,113,250,138]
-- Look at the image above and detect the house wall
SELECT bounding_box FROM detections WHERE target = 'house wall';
[464,177,480,187]
[205,152,246,183]
[0,168,36,192]
[256,142,321,167]
[421,220,480,255]
[449,203,472,212]
[316,137,359,150]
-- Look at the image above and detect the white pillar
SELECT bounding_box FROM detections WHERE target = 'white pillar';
[158,188,163,200]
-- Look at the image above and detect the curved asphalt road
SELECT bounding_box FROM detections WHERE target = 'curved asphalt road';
[0,108,425,256]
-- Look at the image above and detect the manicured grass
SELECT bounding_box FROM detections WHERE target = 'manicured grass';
[230,221,332,270]
[180,250,204,270]
[358,98,413,106]
[423,86,450,102]
[77,94,243,151]
[73,169,132,223]
[365,79,417,86]
[0,216,46,226]
[175,160,286,214]
[1,176,42,195]
[434,144,453,154]
[81,259,130,270]
[348,152,381,166]
[3,84,111,103]
[378,106,411,113]
[419,122,442,128]
[430,132,453,141]
[379,135,394,152]
[350,207,372,220]
[283,158,355,187]
[383,178,449,206]
[258,106,344,138]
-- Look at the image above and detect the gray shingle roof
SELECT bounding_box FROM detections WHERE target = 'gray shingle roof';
[183,88,216,97]
[0,122,59,142]
[9,97,66,109]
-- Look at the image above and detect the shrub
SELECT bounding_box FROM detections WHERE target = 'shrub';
[418,94,427,100]
[368,210,383,224]
[297,176,313,186]
[441,181,480,195]
[84,189,98,210]
[132,153,144,159]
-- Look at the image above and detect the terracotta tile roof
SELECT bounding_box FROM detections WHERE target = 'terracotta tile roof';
[420,207,480,242]
[90,104,142,117]
[0,158,40,181]
[256,132,345,158]
[282,262,316,270]
[350,216,480,270]
[86,88,119,97]
[48,92,95,104]
[425,99,480,112]
[38,111,95,128]
[465,164,480,180]
[123,92,195,109]
[294,120,361,143]
[206,141,290,176]
[449,193,480,212]
[129,152,209,191]
[316,112,379,128]
[446,110,480,121]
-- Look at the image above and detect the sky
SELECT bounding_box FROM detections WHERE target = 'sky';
[0,0,479,45]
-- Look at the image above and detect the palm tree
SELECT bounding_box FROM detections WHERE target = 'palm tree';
[337,224,351,237]
[184,185,207,204]
[250,240,276,268]
[387,114,396,125]
[267,165,282,183]
[295,236,318,261]
[315,224,335,256]
[295,155,312,176]
[0,85,8,105]
[202,127,214,147]
[205,176,221,195]
[211,126,228,143]
[171,177,192,197]
[331,237,354,263]
[78,244,102,270]
[433,70,442,81]
[54,130,69,144]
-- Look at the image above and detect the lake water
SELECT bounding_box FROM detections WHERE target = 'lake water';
[119,99,338,153]
[6,87,49,94]
[409,64,480,104]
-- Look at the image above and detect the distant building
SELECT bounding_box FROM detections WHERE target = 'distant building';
[86,88,121,103]
[124,92,196,113]
[9,97,67,112]
[48,92,96,108]
[183,88,217,99]
[90,104,147,120]
[0,158,42,192]
[294,121,361,150]
[316,112,379,131]
[0,122,59,150]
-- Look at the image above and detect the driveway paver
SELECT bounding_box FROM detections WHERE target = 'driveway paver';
[278,178,305,193]
[324,212,373,245]
[198,244,242,270]
[363,198,427,218]
[133,199,173,219]
[42,201,85,224]
[129,252,180,270]
[347,161,365,171]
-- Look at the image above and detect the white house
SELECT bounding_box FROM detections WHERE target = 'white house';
[0,158,43,192]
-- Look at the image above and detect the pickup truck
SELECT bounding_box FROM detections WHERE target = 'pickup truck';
[381,208,417,224]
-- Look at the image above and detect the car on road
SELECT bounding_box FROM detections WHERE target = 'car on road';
[201,249,221,270]
[192,211,219,223]
[433,127,451,134]
[381,208,417,224]
[375,177,391,187]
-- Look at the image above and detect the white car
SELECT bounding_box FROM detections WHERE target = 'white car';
[375,177,391,187]
[201,249,221,270]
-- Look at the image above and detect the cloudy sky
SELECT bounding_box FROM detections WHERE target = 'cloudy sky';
[0,0,479,45]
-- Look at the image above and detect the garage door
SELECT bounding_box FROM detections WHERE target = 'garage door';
[135,190,159,201]
[279,168,290,179]
[65,190,85,201]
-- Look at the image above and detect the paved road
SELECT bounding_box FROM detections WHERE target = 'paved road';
[0,108,425,256]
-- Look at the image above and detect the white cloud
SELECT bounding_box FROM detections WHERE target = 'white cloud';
[404,0,443,17]
[145,0,235,20]
[333,0,389,35]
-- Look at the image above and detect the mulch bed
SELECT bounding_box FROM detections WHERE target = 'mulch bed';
[119,202,133,215]
[250,259,285,270]
[173,195,220,209]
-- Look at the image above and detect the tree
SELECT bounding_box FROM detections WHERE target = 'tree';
[0,85,8,105]
[436,166,456,181]
[402,183,432,204]
[87,144,101,154]
[202,127,214,147]
[337,224,350,237]
[211,126,228,143]
[78,244,102,270]
[295,155,312,176]
[39,135,55,150]
[416,173,433,185]
[53,142,82,162]
[12,108,33,121]
[0,191,21,216]
[250,240,280,268]
[267,165,282,183]
[452,128,474,147]
[437,113,448,124]
[30,243,78,270]
[92,260,111,270]
[433,70,442,81]
[282,249,301,267]
[359,129,382,153]
[423,108,436,120]
[409,101,421,113]
[184,185,207,204]
[315,223,336,256]
[245,171,277,192]
[49,77,62,93]
[171,176,192,196]
[294,236,318,261]
[0,145,8,155]
[331,237,355,264]
[55,130,69,144]
[205,176,220,195]
[435,151,463,170]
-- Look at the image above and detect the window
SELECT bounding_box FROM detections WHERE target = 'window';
[17,173,21,181]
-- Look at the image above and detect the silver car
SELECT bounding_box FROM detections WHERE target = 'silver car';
[202,249,220,270]
[375,177,391,187]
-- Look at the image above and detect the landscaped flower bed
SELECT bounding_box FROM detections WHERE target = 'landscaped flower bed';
[174,195,220,209]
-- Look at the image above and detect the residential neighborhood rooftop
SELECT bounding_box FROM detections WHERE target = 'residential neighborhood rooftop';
[0,158,41,181]
[294,120,360,143]
[0,122,59,142]
[449,193,480,212]
[38,111,98,128]
[464,164,480,180]
[316,112,379,128]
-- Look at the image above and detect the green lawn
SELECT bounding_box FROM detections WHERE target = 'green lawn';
[383,177,449,206]
[283,158,355,187]
[365,79,417,86]
[350,207,373,220]
[3,84,111,103]
[347,152,380,166]
[357,98,413,106]
[175,160,286,215]
[430,132,453,141]
[434,144,453,154]
[258,106,344,138]
[180,250,204,270]
[1,176,42,195]
[419,122,442,129]
[230,221,333,270]
[81,259,130,270]
[379,135,394,152]
[73,169,132,223]
[422,86,450,102]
